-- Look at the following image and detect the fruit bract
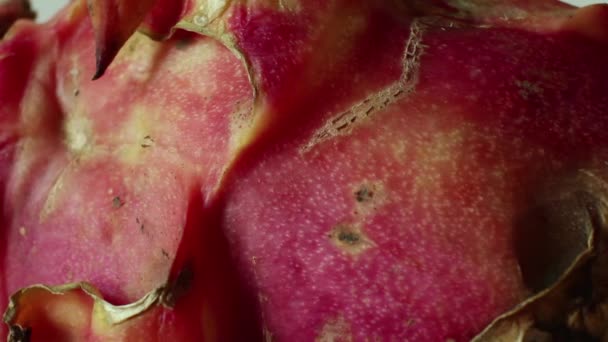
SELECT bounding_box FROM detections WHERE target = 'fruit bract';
[1,0,608,340]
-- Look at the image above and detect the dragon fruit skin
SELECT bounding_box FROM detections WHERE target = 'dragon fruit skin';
[0,0,607,340]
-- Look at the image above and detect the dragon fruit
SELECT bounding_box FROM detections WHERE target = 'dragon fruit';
[1,0,607,340]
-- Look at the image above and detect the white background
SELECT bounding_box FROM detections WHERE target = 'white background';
[30,0,608,22]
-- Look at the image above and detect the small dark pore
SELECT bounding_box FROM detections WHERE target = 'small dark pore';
[338,231,361,245]
[355,187,374,202]
[112,196,124,209]
[161,249,170,259]
[136,218,145,232]
[8,325,31,342]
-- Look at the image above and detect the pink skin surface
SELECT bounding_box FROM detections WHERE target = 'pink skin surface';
[1,2,259,340]
[1,0,608,340]
[222,18,608,341]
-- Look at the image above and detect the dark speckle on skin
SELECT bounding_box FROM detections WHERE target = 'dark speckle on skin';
[136,217,145,232]
[355,186,374,202]
[141,135,154,148]
[329,224,374,255]
[338,231,361,245]
[112,196,124,208]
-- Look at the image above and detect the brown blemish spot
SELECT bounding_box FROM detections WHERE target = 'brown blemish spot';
[112,196,124,208]
[329,224,375,255]
[141,135,154,148]
[354,186,374,203]
[338,231,360,245]
[161,249,170,259]
[352,181,386,216]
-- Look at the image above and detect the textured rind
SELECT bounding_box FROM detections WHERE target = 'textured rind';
[218,21,608,341]
[1,1,260,340]
[1,0,608,341]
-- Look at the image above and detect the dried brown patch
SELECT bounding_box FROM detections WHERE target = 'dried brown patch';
[329,224,375,255]
[301,19,426,153]
[8,325,31,342]
[473,168,608,341]
[316,316,352,342]
[354,185,375,203]
[353,181,385,205]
